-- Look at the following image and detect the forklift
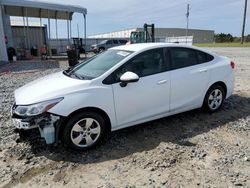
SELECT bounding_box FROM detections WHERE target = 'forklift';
[130,23,155,44]
[72,38,86,54]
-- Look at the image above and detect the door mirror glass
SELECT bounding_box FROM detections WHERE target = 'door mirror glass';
[120,72,139,86]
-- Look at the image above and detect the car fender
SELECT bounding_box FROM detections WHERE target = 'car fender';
[48,85,117,128]
[206,57,234,99]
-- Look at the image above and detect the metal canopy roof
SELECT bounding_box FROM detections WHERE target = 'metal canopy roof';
[0,0,87,20]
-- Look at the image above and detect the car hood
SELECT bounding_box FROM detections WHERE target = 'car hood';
[15,71,91,105]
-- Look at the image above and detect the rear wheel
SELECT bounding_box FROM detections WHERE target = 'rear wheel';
[63,112,106,150]
[203,85,225,112]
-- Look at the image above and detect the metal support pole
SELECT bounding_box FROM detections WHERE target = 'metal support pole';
[0,5,9,62]
[48,9,51,58]
[26,8,30,51]
[39,8,43,55]
[84,14,87,58]
[186,4,190,44]
[67,15,70,45]
[22,7,27,49]
[77,24,80,39]
[70,20,72,39]
[55,11,58,39]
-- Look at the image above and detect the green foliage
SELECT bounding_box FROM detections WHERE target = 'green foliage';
[233,37,241,42]
[245,34,250,42]
[214,33,250,43]
[214,33,234,43]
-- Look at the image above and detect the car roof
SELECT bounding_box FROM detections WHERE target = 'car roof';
[111,43,215,55]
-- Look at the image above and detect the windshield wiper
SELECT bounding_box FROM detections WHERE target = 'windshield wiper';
[63,70,85,80]
[63,70,70,76]
[71,73,85,80]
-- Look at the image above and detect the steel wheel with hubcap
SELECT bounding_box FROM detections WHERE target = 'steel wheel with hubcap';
[203,85,225,112]
[63,112,106,150]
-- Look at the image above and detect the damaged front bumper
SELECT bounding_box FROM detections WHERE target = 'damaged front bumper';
[12,111,62,145]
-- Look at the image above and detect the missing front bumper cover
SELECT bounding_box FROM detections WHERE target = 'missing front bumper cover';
[12,114,61,145]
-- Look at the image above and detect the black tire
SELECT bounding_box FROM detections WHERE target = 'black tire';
[203,84,226,113]
[99,48,105,53]
[63,112,106,150]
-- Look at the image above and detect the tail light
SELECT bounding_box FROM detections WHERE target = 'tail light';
[230,61,235,69]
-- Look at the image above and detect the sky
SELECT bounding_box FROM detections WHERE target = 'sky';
[12,0,250,38]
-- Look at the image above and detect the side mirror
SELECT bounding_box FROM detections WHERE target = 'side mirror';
[120,71,139,87]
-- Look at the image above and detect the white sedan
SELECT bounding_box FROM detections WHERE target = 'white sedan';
[12,43,235,150]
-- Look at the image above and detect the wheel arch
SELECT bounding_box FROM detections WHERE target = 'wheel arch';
[58,107,112,141]
[202,81,227,107]
[208,81,227,97]
[99,47,105,51]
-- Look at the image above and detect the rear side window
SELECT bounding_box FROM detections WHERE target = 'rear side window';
[207,54,214,62]
[197,50,214,63]
[113,40,119,44]
[170,48,198,69]
[170,47,214,70]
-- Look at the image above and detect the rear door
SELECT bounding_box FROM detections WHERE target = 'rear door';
[113,40,119,47]
[105,40,113,49]
[168,47,212,112]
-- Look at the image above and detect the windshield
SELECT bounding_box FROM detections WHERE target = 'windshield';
[99,40,108,45]
[67,50,133,79]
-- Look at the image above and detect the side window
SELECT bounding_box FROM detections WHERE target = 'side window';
[106,40,113,45]
[207,54,214,62]
[170,47,198,70]
[197,50,214,63]
[119,40,127,44]
[113,48,166,82]
[113,40,119,44]
[197,51,207,64]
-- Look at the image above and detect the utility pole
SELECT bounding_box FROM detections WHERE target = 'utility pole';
[186,4,190,43]
[241,0,248,44]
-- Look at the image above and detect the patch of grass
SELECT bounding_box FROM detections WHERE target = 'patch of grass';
[194,42,250,47]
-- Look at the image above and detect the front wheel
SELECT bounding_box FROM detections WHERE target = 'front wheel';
[63,112,106,150]
[203,85,225,112]
[99,48,105,53]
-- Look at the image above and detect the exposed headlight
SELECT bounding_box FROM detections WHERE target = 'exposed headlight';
[14,98,63,117]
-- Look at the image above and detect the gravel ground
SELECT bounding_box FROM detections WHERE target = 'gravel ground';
[0,48,250,188]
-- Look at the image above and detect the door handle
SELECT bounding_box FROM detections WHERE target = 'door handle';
[199,69,208,73]
[157,80,168,85]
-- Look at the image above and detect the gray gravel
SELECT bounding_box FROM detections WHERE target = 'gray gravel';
[0,48,250,188]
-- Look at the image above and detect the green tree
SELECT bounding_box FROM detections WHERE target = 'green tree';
[245,34,250,42]
[215,33,234,43]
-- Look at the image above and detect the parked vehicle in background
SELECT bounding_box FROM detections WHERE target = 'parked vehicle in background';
[11,43,235,151]
[91,39,128,53]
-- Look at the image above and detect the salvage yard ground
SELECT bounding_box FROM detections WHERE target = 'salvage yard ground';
[0,47,250,188]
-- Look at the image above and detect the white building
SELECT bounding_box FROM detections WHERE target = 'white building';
[88,28,215,44]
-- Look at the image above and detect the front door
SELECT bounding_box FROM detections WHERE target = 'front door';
[111,48,171,127]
